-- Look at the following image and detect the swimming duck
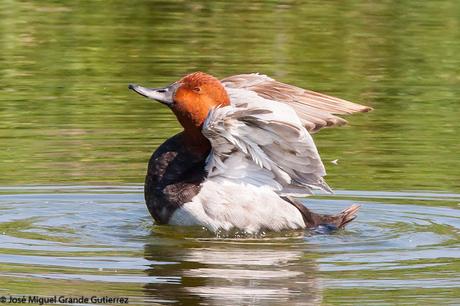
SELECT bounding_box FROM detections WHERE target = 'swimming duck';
[129,72,371,233]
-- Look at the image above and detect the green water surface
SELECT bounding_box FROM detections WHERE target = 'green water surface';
[1,0,459,191]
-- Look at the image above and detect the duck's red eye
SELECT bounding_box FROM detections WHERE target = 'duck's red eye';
[193,87,201,93]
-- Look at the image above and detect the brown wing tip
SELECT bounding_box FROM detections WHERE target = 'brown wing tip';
[306,116,349,133]
[359,105,373,113]
[342,102,373,114]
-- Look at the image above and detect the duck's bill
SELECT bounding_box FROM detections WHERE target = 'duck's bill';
[128,83,177,106]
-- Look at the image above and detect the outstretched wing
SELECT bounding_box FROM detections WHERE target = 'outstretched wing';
[221,73,372,133]
[202,91,331,196]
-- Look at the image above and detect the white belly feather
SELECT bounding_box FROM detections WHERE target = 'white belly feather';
[169,179,305,233]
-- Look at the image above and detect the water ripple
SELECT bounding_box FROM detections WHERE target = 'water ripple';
[0,186,459,304]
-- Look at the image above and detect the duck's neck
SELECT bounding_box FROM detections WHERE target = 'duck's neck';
[183,127,211,157]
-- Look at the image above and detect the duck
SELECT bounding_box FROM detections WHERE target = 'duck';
[128,72,372,233]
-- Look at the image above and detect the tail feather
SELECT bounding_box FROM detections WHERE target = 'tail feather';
[332,204,360,228]
[283,196,360,229]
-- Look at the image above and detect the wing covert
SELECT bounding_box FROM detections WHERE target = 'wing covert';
[202,98,332,196]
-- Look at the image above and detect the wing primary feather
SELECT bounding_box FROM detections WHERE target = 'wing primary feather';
[222,73,372,133]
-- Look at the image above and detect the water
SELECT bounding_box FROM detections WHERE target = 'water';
[0,186,459,304]
[1,1,459,304]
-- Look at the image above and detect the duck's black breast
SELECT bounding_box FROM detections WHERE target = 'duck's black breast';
[144,132,208,224]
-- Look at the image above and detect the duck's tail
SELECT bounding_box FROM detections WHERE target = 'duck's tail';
[326,204,361,228]
[283,196,360,229]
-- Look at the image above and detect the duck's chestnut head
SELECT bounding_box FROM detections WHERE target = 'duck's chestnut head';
[129,72,230,133]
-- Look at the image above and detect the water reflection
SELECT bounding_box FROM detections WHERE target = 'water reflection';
[143,235,322,305]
